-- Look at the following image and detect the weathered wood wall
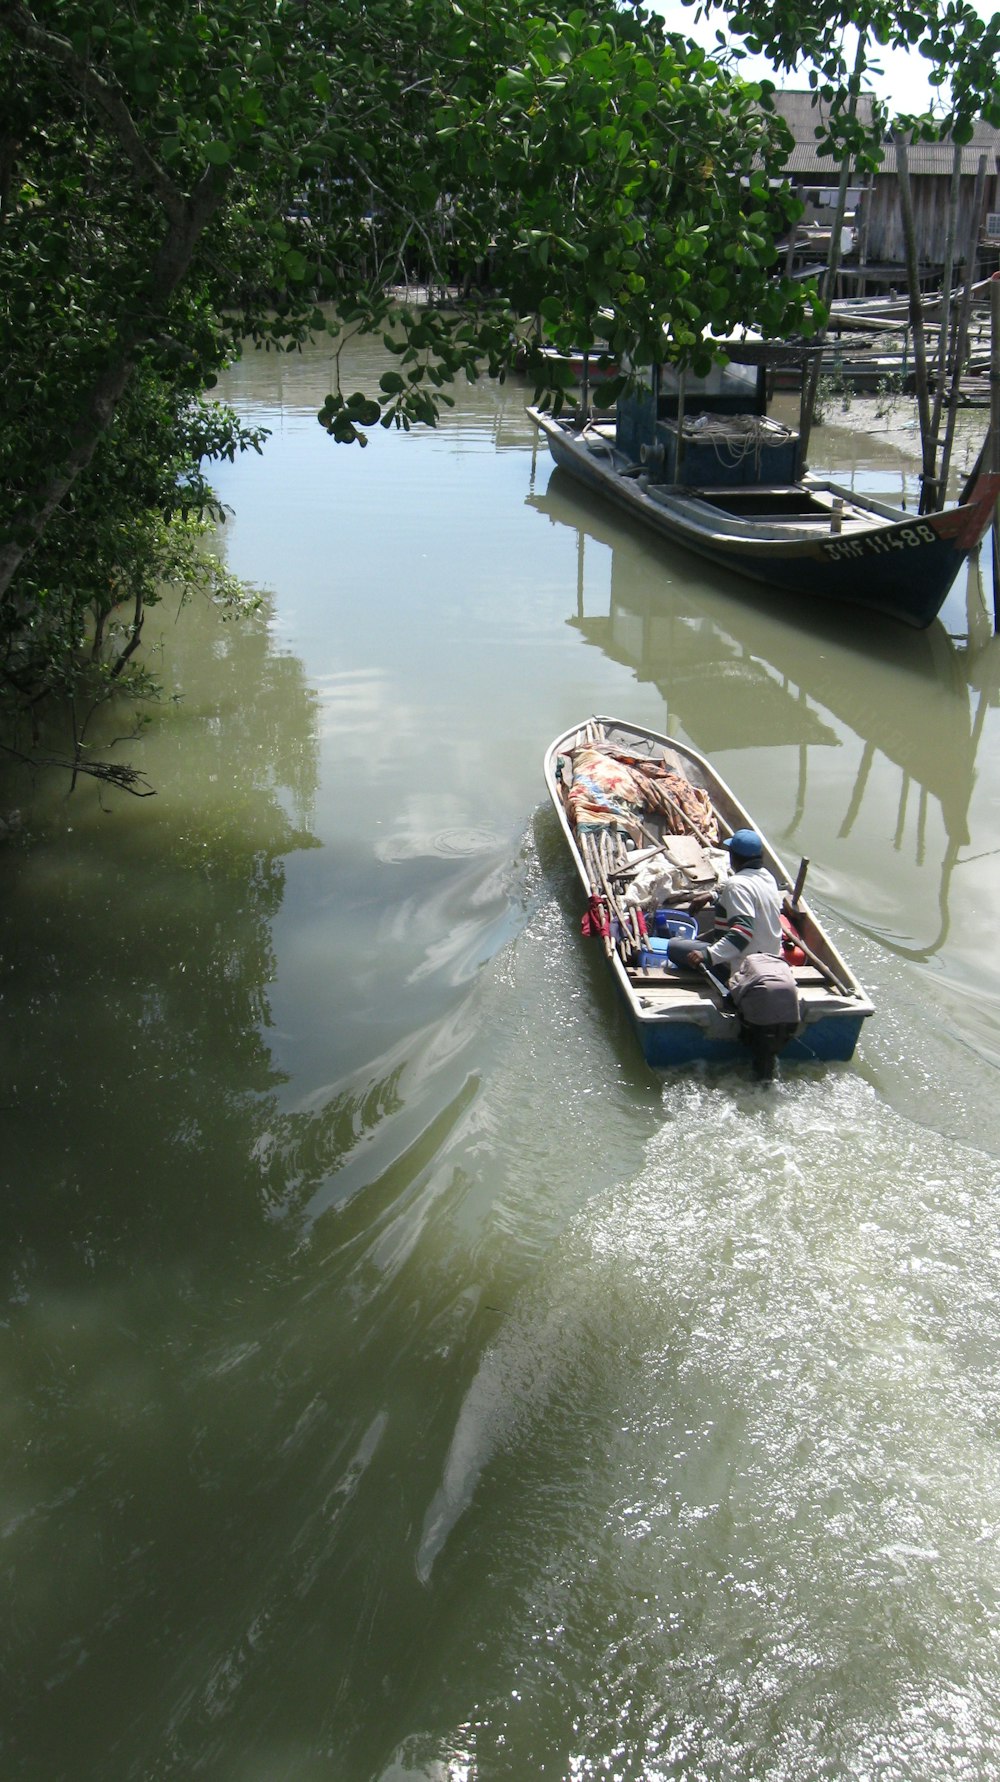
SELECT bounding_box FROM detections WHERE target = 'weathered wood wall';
[862,167,1000,269]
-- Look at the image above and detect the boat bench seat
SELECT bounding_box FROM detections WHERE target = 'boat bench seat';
[627,965,833,990]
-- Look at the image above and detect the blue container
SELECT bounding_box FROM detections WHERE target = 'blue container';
[639,911,698,969]
[652,909,698,940]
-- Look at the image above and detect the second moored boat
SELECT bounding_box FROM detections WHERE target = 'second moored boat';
[528,335,1000,629]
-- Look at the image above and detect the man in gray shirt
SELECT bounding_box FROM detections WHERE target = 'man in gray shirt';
[666,828,783,980]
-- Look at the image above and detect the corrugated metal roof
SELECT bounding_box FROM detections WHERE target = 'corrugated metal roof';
[770,90,877,137]
[783,144,859,174]
[880,140,1000,174]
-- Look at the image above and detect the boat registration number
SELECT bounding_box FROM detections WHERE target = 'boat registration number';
[823,522,936,561]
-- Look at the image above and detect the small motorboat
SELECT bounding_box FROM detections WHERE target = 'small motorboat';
[545,715,874,1070]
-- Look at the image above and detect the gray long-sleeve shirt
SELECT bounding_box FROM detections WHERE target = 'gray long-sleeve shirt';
[707,864,783,968]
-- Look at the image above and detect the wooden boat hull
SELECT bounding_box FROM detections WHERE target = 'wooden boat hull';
[530,406,1000,629]
[545,716,874,1070]
[537,346,620,383]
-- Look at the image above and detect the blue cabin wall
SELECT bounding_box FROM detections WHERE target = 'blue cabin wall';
[616,372,798,488]
[616,389,655,464]
[655,419,799,486]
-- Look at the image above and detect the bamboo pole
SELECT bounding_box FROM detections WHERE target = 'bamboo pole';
[895,132,937,514]
[598,831,643,961]
[600,828,642,957]
[939,155,988,508]
[798,34,867,465]
[580,831,615,957]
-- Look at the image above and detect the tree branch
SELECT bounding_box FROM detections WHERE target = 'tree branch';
[2,1,186,223]
[0,739,155,795]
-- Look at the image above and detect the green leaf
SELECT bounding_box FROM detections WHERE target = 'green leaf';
[345,397,381,425]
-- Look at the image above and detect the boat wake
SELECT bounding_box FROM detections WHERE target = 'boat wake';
[410,1056,1000,1774]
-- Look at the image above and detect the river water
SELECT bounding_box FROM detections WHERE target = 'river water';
[3,330,1000,1781]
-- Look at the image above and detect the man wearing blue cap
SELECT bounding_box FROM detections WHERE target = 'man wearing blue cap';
[666,827,783,980]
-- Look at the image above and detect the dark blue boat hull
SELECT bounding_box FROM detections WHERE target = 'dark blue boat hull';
[634,1007,868,1068]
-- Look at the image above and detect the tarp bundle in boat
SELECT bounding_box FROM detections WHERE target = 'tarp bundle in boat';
[558,739,728,917]
[559,745,644,832]
[558,743,718,841]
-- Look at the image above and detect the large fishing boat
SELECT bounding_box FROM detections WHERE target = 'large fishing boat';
[528,337,1000,629]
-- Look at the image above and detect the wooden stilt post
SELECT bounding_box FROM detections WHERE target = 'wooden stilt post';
[983,270,991,634]
[939,156,988,510]
[895,132,937,513]
[798,34,867,465]
[927,144,962,469]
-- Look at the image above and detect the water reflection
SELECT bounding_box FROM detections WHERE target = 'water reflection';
[528,464,1000,962]
[0,597,323,1263]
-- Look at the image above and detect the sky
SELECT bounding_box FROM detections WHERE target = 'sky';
[650,1,999,119]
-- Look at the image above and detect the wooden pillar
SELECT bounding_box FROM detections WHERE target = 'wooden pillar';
[983,270,991,634]
[895,132,936,513]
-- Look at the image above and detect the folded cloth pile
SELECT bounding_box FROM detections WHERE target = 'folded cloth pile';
[563,746,645,832]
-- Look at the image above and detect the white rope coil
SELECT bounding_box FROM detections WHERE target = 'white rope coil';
[681,412,794,477]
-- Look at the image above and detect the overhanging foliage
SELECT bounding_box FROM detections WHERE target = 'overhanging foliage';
[1,0,825,766]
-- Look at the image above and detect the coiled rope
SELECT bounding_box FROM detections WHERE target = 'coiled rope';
[681,413,794,477]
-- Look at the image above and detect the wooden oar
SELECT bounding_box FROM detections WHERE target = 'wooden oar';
[779,856,854,995]
[782,918,855,998]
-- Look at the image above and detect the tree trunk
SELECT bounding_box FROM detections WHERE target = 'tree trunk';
[0,165,227,604]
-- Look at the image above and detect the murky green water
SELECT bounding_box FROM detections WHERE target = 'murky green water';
[3,329,1000,1780]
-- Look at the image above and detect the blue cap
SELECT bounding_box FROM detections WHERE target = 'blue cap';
[724,828,763,859]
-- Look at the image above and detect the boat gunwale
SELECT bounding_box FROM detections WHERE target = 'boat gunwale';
[530,406,952,534]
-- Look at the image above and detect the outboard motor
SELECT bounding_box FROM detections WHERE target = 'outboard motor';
[727,953,802,1080]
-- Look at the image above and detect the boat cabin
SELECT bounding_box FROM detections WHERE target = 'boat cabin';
[616,338,816,489]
